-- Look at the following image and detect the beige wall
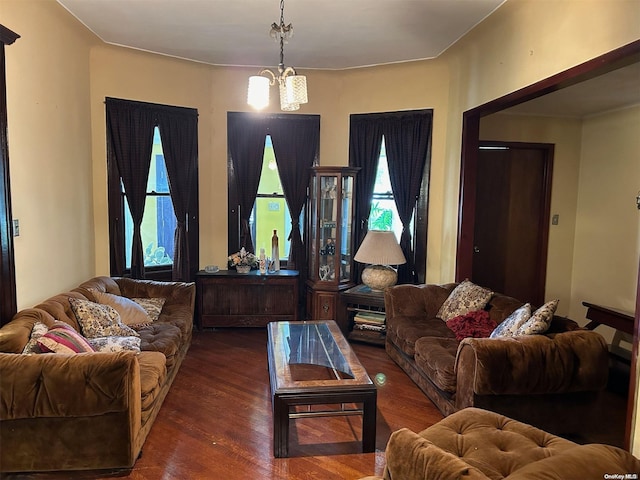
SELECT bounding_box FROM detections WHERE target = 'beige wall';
[3,0,99,308]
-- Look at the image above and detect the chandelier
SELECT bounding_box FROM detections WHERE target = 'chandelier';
[247,0,308,111]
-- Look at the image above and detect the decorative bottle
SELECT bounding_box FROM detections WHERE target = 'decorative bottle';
[271,230,280,271]
[259,248,266,274]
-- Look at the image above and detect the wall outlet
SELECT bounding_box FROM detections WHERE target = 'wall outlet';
[12,219,19,236]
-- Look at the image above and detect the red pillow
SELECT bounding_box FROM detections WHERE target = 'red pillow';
[446,310,496,341]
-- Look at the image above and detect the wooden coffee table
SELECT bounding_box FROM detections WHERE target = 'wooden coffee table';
[266,320,377,458]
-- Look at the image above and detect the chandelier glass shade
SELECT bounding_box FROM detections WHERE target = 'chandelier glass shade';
[247,0,308,111]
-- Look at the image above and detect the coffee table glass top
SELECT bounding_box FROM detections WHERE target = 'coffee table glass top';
[268,320,373,391]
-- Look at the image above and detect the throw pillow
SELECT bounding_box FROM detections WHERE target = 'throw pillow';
[88,335,141,353]
[132,297,166,322]
[446,310,496,341]
[437,280,493,322]
[69,297,140,339]
[22,321,49,354]
[490,303,531,338]
[516,299,559,336]
[37,322,95,354]
[90,289,151,326]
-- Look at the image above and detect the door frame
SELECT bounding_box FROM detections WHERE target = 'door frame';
[474,141,554,307]
[456,40,640,451]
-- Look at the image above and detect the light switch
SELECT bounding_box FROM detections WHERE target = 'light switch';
[12,219,19,236]
[552,214,559,225]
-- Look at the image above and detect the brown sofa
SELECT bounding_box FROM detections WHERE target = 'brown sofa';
[384,283,610,436]
[365,407,640,479]
[0,276,195,473]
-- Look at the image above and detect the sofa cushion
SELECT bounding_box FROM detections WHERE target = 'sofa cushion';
[388,316,455,357]
[490,303,531,338]
[437,280,493,322]
[446,310,496,341]
[137,351,167,424]
[69,297,140,339]
[515,299,558,336]
[414,337,459,393]
[508,443,640,479]
[37,322,95,354]
[90,289,151,327]
[88,336,142,353]
[138,323,182,369]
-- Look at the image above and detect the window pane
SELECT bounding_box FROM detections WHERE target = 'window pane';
[369,137,403,238]
[252,135,291,259]
[124,127,176,268]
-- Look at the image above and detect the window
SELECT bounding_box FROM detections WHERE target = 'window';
[106,98,199,281]
[123,127,176,268]
[349,109,432,284]
[369,137,407,239]
[250,135,293,260]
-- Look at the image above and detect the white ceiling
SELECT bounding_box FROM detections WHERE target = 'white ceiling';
[56,0,506,70]
[56,0,640,117]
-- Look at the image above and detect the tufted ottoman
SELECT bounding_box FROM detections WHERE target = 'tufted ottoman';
[364,407,640,479]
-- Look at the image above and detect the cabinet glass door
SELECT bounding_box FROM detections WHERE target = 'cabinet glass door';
[340,175,354,283]
[319,175,338,282]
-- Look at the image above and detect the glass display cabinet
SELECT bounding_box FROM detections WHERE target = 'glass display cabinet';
[306,166,358,331]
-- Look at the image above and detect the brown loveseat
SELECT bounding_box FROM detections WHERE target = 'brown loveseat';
[0,276,195,473]
[384,283,610,436]
[365,407,640,479]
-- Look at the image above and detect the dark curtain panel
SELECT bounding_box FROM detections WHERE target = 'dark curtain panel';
[269,115,320,275]
[106,98,156,279]
[227,113,267,253]
[157,108,198,281]
[348,115,384,281]
[383,111,432,284]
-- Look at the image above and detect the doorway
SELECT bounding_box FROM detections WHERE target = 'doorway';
[471,142,553,306]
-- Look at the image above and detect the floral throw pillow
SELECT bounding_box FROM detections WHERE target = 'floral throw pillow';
[490,303,531,338]
[37,322,95,354]
[88,336,141,353]
[437,280,493,322]
[446,310,496,341]
[132,298,166,322]
[69,297,139,339]
[22,321,49,354]
[516,299,559,336]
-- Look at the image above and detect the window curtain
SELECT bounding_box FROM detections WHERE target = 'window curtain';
[269,115,320,274]
[227,113,268,253]
[383,111,432,284]
[157,108,198,281]
[106,98,156,279]
[348,115,384,281]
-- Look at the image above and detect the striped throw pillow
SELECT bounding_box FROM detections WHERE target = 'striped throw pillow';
[37,322,95,354]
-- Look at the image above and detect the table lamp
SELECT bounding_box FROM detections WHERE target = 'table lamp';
[354,230,406,291]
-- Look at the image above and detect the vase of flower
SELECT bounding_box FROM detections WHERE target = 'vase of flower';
[228,247,258,274]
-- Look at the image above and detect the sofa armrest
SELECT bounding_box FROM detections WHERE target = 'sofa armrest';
[0,351,141,420]
[455,331,609,398]
[384,428,489,480]
[385,284,455,321]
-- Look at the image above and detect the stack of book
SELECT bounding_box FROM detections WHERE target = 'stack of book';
[352,311,386,334]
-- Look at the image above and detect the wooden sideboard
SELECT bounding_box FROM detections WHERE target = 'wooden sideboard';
[196,269,299,328]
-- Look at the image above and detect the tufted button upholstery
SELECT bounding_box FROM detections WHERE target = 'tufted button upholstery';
[137,323,182,370]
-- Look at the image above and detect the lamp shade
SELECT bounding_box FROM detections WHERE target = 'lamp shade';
[285,75,308,104]
[279,82,300,111]
[247,76,270,110]
[354,230,406,265]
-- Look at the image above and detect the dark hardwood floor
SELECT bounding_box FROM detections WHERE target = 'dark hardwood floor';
[4,329,442,480]
[3,328,628,479]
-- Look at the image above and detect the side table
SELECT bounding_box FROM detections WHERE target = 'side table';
[341,284,386,346]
